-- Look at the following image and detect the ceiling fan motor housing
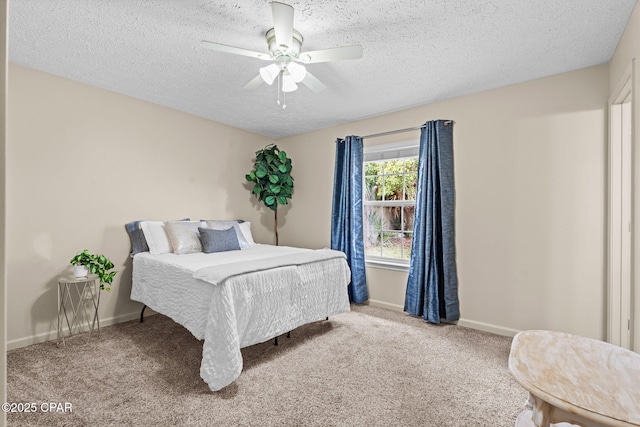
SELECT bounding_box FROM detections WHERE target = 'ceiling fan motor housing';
[266,27,303,69]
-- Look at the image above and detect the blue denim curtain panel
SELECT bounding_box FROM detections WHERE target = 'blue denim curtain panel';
[331,135,369,304]
[404,120,460,323]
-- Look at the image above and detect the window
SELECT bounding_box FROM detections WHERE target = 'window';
[363,141,419,268]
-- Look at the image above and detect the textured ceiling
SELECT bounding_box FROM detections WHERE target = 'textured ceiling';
[8,0,638,139]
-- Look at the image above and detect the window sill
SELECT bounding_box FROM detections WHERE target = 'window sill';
[365,259,410,272]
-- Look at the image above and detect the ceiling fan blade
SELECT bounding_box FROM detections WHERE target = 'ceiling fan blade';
[298,45,364,64]
[243,74,265,90]
[201,41,271,60]
[271,1,294,50]
[301,71,327,93]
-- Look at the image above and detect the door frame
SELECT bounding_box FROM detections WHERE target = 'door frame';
[608,60,634,349]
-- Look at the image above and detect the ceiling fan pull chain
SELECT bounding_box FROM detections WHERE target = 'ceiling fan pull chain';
[278,70,286,109]
[275,71,286,108]
[277,72,281,106]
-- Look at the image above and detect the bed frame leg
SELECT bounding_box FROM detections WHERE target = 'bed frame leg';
[140,305,147,323]
[274,331,292,345]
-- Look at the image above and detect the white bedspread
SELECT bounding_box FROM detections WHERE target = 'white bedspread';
[193,248,346,286]
[131,244,351,391]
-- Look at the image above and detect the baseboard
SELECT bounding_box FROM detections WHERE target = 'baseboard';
[7,311,144,350]
[368,299,520,338]
[368,299,404,312]
[7,305,519,350]
[457,318,520,337]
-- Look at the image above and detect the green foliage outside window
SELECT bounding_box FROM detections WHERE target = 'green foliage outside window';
[364,157,418,260]
[364,158,418,201]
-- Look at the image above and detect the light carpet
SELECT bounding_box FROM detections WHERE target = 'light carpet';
[7,305,527,426]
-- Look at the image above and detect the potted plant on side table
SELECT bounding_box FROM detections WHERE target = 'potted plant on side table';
[70,249,117,291]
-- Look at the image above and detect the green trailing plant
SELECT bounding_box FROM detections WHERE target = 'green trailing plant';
[70,249,117,291]
[246,144,294,245]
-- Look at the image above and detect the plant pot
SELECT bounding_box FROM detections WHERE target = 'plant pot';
[73,265,89,278]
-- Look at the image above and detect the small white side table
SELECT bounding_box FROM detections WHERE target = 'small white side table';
[57,274,101,345]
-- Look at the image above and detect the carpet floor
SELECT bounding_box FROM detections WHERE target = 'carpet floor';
[7,305,527,426]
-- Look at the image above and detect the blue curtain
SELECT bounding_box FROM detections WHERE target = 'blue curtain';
[404,120,460,323]
[331,136,369,303]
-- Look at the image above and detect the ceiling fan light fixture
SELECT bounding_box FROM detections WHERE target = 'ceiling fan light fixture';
[282,74,298,92]
[287,62,307,83]
[259,63,280,85]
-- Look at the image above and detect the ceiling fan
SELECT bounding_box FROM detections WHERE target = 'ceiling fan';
[201,1,363,97]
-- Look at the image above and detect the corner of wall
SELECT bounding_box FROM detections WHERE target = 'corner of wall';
[1,0,7,424]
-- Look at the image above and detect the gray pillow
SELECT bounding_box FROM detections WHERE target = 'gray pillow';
[125,221,149,255]
[202,220,249,249]
[198,227,240,253]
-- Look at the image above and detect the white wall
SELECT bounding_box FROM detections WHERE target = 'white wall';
[609,0,640,352]
[6,64,275,348]
[277,65,609,339]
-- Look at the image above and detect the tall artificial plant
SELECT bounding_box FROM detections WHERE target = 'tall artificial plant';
[246,144,294,245]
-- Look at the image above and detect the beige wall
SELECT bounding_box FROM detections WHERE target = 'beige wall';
[6,64,274,348]
[609,0,640,352]
[278,64,609,339]
[4,29,624,349]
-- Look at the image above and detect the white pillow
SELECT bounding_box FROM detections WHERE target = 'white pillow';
[238,221,256,246]
[164,221,203,254]
[203,220,240,230]
[140,221,172,254]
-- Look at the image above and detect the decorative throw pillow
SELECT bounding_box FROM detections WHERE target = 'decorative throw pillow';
[125,220,149,255]
[164,221,203,254]
[203,220,254,249]
[198,227,241,253]
[140,221,173,254]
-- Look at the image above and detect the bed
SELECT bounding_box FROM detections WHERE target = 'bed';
[130,243,351,391]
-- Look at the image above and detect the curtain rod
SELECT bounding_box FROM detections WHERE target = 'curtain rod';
[361,120,453,140]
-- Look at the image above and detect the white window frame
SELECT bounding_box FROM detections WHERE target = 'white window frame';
[363,139,419,272]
